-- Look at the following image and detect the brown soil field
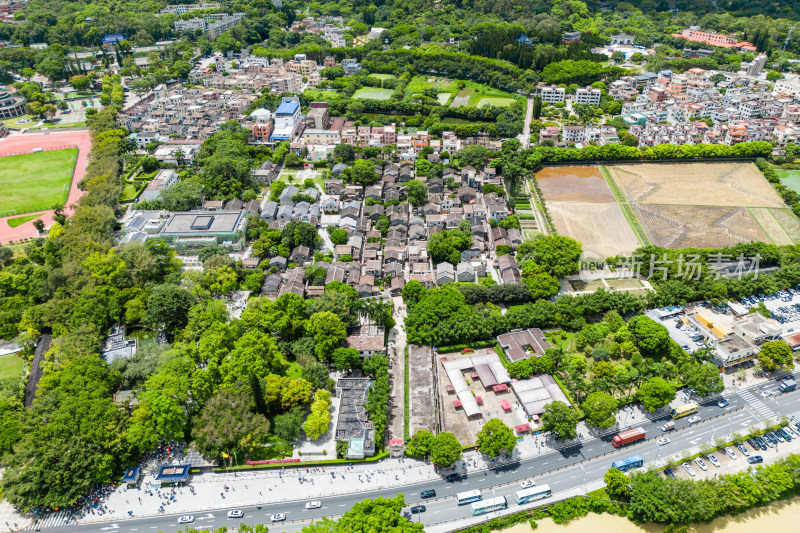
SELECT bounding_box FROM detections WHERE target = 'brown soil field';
[608,163,784,207]
[633,204,770,249]
[749,208,795,245]
[536,166,616,203]
[548,201,642,257]
[771,208,800,243]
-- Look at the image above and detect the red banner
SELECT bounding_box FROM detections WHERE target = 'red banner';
[246,458,302,465]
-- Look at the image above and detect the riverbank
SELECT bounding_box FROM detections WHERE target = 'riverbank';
[500,495,800,533]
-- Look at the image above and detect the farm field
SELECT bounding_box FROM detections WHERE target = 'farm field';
[602,162,798,248]
[477,96,517,108]
[606,162,784,207]
[749,208,794,246]
[535,166,642,257]
[632,204,770,249]
[368,73,396,80]
[0,148,78,217]
[776,169,800,194]
[449,88,472,107]
[353,87,394,100]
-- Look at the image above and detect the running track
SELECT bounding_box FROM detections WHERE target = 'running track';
[0,130,92,244]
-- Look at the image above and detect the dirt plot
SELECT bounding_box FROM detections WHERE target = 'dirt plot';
[536,166,616,203]
[749,208,794,246]
[633,204,770,249]
[608,163,785,207]
[548,201,642,257]
[771,208,800,242]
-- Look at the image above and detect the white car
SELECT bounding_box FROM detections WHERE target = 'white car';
[178,516,195,524]
[694,458,708,471]
[725,447,738,460]
[271,514,286,522]
[707,454,721,467]
[305,501,322,509]
[656,437,670,446]
[682,462,696,477]
[227,510,243,519]
[687,415,701,423]
[520,479,536,488]
[736,443,750,457]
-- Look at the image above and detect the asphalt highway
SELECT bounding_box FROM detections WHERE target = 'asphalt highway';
[31,376,800,533]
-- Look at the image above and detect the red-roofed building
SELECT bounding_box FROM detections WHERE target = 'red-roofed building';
[500,399,511,410]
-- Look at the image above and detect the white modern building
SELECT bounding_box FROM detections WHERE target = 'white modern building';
[271,97,302,141]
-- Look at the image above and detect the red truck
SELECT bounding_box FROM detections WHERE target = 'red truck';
[612,427,646,448]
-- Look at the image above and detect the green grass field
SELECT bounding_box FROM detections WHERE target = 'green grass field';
[368,73,396,81]
[7,213,41,228]
[476,96,517,108]
[776,169,800,195]
[353,87,394,100]
[0,354,23,379]
[0,148,77,217]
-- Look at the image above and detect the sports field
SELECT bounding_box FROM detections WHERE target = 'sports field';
[0,148,78,217]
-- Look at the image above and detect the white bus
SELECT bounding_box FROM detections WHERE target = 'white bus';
[471,496,507,516]
[456,490,483,505]
[515,484,552,505]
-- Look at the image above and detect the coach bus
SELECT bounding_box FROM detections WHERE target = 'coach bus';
[471,496,507,516]
[671,401,699,419]
[514,484,552,505]
[456,490,483,505]
[611,454,644,472]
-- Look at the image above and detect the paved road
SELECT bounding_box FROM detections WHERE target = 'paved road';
[30,377,800,533]
[520,96,534,149]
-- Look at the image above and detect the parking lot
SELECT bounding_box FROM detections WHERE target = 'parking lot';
[665,424,800,481]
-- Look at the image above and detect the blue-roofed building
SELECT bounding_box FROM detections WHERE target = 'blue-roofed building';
[156,464,191,485]
[122,466,142,488]
[102,34,126,45]
[517,34,531,45]
[271,97,302,142]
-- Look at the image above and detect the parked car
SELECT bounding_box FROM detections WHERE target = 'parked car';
[707,454,721,467]
[656,437,670,446]
[664,468,675,478]
[694,458,708,471]
[178,516,194,524]
[774,430,786,443]
[520,479,535,488]
[748,456,764,464]
[725,447,738,460]
[271,514,286,522]
[227,510,243,519]
[779,428,793,441]
[305,501,322,509]
[682,462,696,477]
[410,505,427,514]
[736,443,750,457]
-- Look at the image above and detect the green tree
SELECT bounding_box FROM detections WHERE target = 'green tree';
[304,495,423,533]
[406,430,434,457]
[145,284,195,331]
[273,406,306,442]
[406,179,428,206]
[456,144,489,168]
[516,235,582,278]
[333,143,355,162]
[757,340,794,372]
[193,389,270,458]
[430,432,462,467]
[401,280,427,307]
[304,389,332,440]
[680,360,724,397]
[330,229,348,245]
[604,468,631,498]
[541,401,578,440]
[308,312,347,361]
[636,377,677,412]
[332,347,362,370]
[350,159,379,185]
[627,315,670,356]
[583,391,617,428]
[476,418,517,458]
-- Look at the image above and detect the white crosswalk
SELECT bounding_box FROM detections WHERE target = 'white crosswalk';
[25,510,73,530]
[738,389,776,420]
